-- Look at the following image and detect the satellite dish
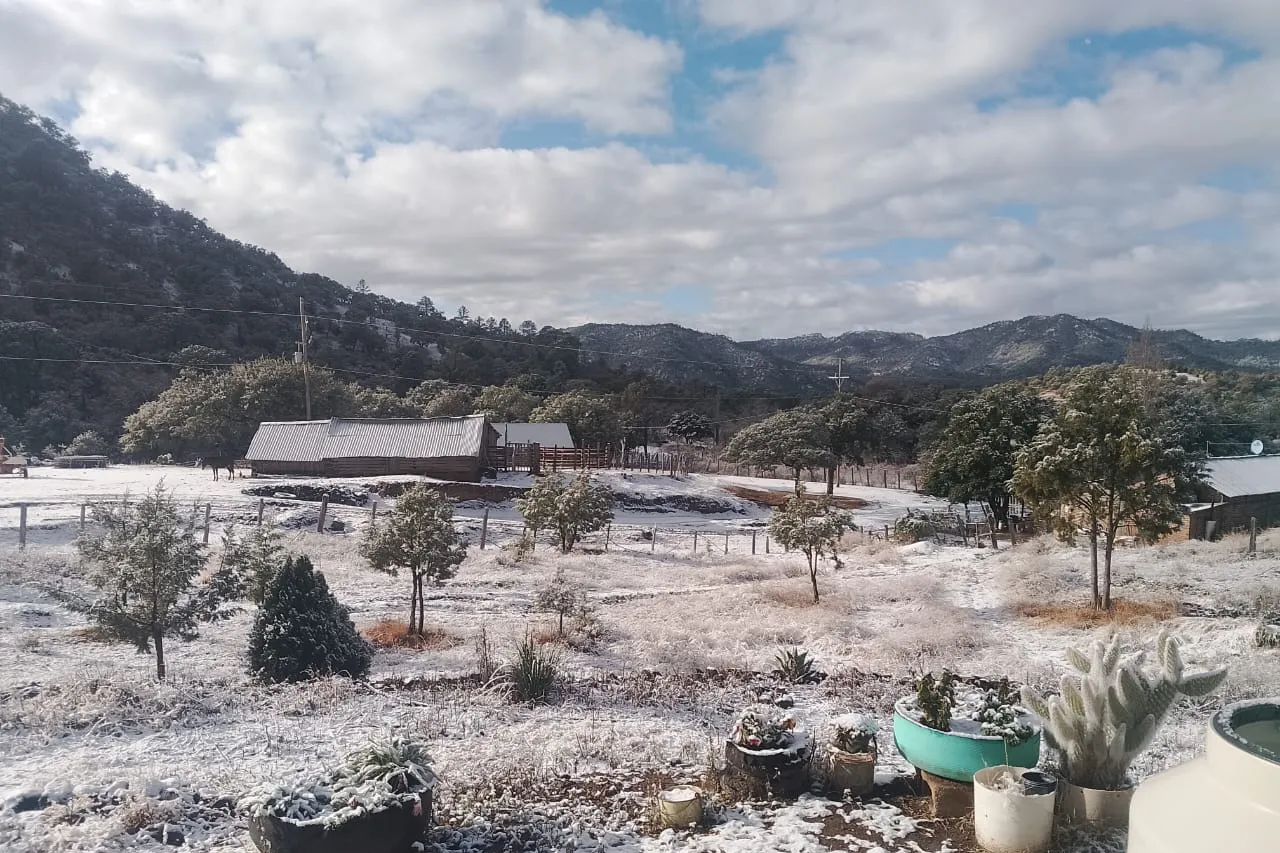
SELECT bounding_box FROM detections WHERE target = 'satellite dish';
[1251,439,1264,456]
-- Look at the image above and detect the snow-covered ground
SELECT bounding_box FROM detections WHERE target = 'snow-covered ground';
[1,467,1277,852]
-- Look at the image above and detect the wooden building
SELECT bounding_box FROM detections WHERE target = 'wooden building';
[245,416,499,481]
[1185,456,1280,540]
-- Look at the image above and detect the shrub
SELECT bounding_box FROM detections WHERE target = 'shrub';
[914,670,957,732]
[505,632,558,703]
[534,568,584,636]
[730,707,797,750]
[248,556,373,682]
[831,714,879,754]
[214,524,285,604]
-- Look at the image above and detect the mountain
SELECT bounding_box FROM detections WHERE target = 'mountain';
[570,323,826,393]
[0,95,635,452]
[577,315,1280,388]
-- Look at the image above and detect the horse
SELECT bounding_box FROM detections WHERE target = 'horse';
[198,456,236,481]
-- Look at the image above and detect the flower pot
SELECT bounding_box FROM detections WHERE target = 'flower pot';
[826,745,876,798]
[723,736,812,799]
[972,766,1056,853]
[248,791,431,853]
[1129,698,1280,852]
[1056,780,1133,830]
[892,698,1041,784]
[656,786,703,828]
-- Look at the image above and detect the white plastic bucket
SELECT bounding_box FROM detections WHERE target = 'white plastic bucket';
[973,766,1056,853]
[1058,780,1134,829]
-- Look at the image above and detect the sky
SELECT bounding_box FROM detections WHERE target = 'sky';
[1,0,1279,341]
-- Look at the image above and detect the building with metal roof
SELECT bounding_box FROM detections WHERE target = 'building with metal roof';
[245,416,500,481]
[1185,455,1280,539]
[490,422,575,449]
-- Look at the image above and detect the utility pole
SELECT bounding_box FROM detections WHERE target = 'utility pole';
[297,297,312,420]
[712,388,721,445]
[828,358,848,394]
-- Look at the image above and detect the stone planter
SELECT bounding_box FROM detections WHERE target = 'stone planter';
[1056,780,1133,830]
[248,790,431,853]
[973,766,1056,853]
[892,698,1041,784]
[723,736,812,799]
[1129,698,1280,852]
[826,745,876,798]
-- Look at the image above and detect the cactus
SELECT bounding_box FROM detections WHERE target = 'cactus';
[1021,629,1227,790]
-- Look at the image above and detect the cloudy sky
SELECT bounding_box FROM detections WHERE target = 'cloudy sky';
[2,1,1279,340]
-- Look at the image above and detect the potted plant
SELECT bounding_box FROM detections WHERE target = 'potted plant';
[893,671,1041,783]
[723,706,812,798]
[243,739,435,853]
[1021,630,1227,830]
[826,713,878,797]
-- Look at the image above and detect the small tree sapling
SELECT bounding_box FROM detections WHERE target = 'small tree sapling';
[768,495,851,603]
[516,473,614,553]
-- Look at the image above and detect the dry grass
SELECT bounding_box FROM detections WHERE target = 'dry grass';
[71,624,116,644]
[723,485,868,510]
[361,619,463,651]
[1015,598,1179,628]
[760,581,819,608]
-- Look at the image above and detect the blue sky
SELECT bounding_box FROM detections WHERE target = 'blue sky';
[2,0,1277,339]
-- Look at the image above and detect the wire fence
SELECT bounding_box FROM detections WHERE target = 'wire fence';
[0,490,916,555]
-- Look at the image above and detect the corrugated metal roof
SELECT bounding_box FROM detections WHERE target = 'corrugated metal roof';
[491,422,575,448]
[1203,456,1280,498]
[246,417,490,463]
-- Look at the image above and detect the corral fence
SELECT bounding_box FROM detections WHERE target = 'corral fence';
[500,443,688,475]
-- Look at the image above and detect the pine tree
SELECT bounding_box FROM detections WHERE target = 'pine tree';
[72,485,216,679]
[516,473,614,552]
[1012,366,1196,610]
[360,485,467,635]
[247,555,372,682]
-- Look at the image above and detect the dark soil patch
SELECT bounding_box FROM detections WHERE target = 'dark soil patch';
[724,485,869,511]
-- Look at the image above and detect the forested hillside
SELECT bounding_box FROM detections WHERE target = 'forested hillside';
[0,96,648,452]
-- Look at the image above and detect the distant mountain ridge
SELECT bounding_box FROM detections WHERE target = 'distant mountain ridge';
[575,314,1280,389]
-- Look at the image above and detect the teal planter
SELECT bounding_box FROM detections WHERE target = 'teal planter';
[893,698,1041,783]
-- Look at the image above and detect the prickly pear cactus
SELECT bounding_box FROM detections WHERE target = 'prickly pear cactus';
[1021,629,1227,790]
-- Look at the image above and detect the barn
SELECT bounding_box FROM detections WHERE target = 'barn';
[245,416,500,481]
[1185,455,1280,539]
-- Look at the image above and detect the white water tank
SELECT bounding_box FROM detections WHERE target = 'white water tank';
[1128,699,1280,852]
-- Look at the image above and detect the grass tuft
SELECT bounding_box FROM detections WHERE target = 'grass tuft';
[1015,599,1178,627]
[361,619,463,651]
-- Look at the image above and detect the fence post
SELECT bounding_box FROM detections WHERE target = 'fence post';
[751,531,757,554]
[1250,517,1257,555]
[605,524,611,552]
[18,503,27,549]
[80,503,87,531]
[692,531,698,552]
[765,536,770,554]
[480,508,490,549]
[897,471,901,489]
[883,524,889,542]
[316,497,329,534]
[882,470,888,488]
[651,526,657,552]
[369,500,377,526]
[257,498,265,526]
[724,532,729,555]
[203,503,212,545]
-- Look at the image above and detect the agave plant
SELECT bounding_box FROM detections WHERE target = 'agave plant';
[773,646,820,684]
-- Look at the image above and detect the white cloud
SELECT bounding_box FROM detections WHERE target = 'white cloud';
[1,0,1279,341]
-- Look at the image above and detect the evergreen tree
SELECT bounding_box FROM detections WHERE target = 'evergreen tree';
[666,410,713,443]
[475,385,538,422]
[530,391,622,447]
[1011,366,1197,610]
[360,485,467,635]
[922,384,1047,530]
[516,473,614,553]
[72,485,217,679]
[768,495,852,603]
[724,410,835,493]
[247,555,372,682]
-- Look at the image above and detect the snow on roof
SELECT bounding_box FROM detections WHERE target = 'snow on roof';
[490,422,575,448]
[1203,455,1280,499]
[246,417,491,462]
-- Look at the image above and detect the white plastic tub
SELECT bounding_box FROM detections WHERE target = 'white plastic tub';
[1129,698,1280,853]
[972,766,1056,853]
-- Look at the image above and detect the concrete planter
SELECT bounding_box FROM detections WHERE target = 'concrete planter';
[1129,698,1280,852]
[973,766,1056,853]
[892,698,1041,784]
[723,736,812,799]
[826,745,876,798]
[248,791,431,853]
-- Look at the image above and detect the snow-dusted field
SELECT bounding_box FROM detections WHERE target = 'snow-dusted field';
[1,467,1277,852]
